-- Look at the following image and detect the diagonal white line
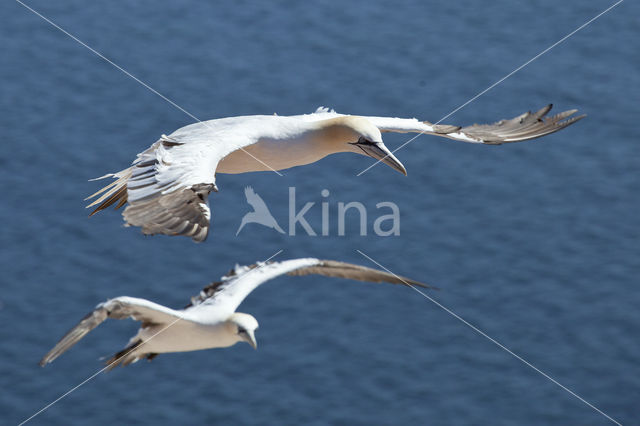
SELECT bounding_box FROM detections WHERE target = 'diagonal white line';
[357,132,423,176]
[357,0,624,176]
[433,0,623,126]
[20,249,284,425]
[19,316,183,426]
[16,0,284,176]
[356,249,621,425]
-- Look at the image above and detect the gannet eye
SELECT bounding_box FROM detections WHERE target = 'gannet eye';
[351,136,375,146]
[237,327,247,335]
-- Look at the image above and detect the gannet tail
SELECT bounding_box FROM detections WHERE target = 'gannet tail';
[85,167,132,216]
[104,339,157,370]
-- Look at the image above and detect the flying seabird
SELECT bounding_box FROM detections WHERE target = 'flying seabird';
[87,105,583,241]
[39,258,432,369]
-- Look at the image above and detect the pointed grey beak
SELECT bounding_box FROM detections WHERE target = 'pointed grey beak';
[355,142,407,175]
[241,330,258,350]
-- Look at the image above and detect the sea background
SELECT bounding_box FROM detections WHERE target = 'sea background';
[1,1,638,424]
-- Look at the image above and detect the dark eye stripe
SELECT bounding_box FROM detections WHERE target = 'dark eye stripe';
[349,136,376,146]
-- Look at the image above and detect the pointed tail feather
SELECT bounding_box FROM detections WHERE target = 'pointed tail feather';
[103,339,144,370]
[86,167,132,216]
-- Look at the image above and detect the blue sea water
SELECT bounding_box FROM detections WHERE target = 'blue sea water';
[1,0,638,424]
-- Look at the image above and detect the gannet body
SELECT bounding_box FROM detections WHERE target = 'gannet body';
[87,105,583,241]
[39,258,432,369]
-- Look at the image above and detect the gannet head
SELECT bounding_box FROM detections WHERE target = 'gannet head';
[317,116,406,175]
[228,313,259,350]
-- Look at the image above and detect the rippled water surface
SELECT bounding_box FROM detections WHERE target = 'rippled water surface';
[1,1,638,424]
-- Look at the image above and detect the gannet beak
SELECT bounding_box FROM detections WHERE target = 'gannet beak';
[242,330,258,350]
[356,142,407,175]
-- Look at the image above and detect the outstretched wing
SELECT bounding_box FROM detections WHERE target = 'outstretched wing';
[436,105,584,144]
[286,260,433,288]
[40,296,182,366]
[298,105,584,144]
[186,258,432,316]
[86,119,260,242]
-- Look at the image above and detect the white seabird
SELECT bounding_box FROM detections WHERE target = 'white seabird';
[87,105,583,241]
[40,258,433,369]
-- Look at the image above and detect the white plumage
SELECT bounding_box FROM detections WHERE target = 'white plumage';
[87,105,583,241]
[39,258,433,369]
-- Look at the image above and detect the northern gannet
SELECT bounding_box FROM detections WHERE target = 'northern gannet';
[87,105,583,241]
[39,258,432,369]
